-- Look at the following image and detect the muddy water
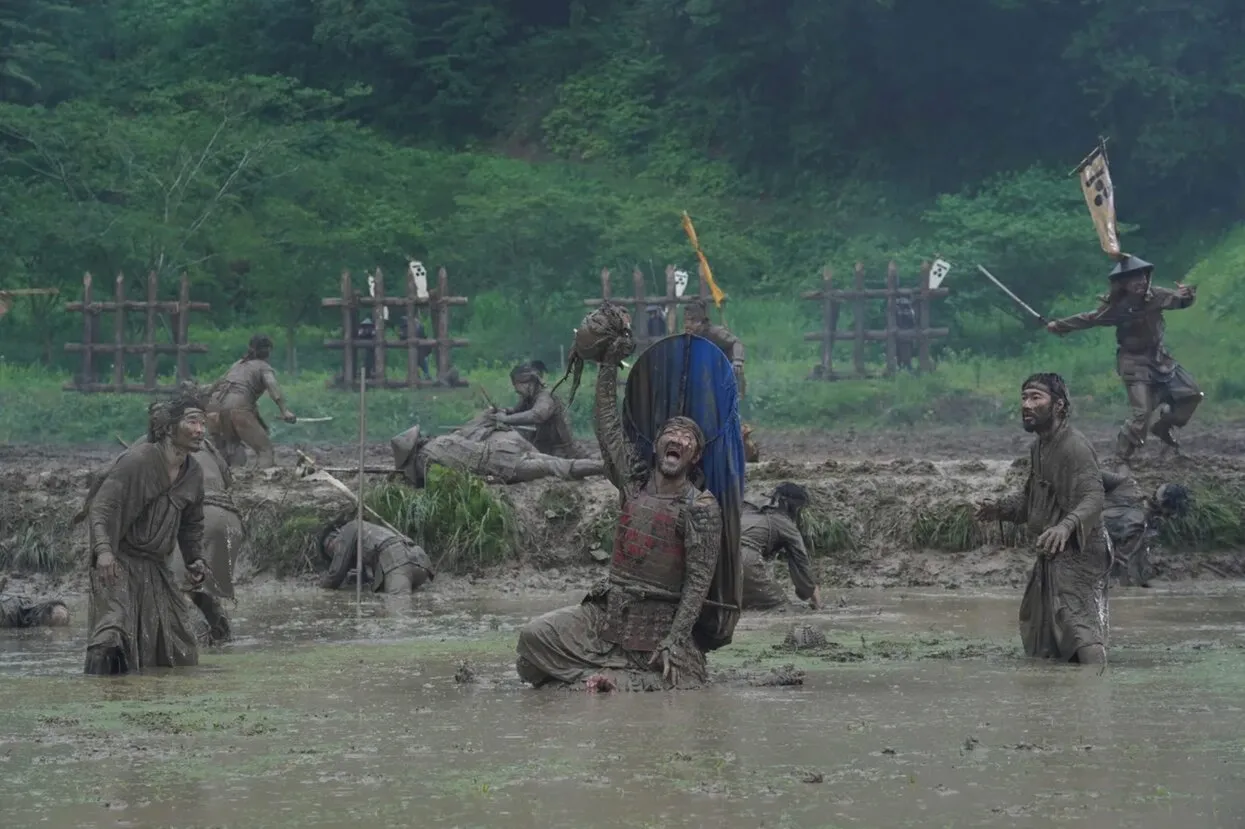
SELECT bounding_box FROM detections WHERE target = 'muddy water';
[3,584,1245,828]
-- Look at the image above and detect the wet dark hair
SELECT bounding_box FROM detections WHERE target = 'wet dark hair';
[684,299,709,322]
[1022,372,1071,417]
[148,391,205,442]
[510,363,542,384]
[771,482,809,520]
[244,333,273,361]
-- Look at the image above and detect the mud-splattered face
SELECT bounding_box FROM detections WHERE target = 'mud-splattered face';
[683,315,708,335]
[173,410,207,453]
[1020,385,1055,433]
[511,378,538,398]
[655,422,702,478]
[1123,273,1150,298]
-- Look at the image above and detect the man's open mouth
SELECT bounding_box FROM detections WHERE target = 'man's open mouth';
[664,447,683,462]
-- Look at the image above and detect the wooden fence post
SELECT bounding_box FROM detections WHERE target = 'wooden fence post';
[176,274,191,383]
[372,267,386,384]
[664,266,678,334]
[405,267,418,388]
[80,273,94,385]
[820,266,834,378]
[852,263,866,377]
[884,261,898,377]
[340,270,355,391]
[435,267,451,379]
[144,271,158,390]
[113,273,125,390]
[919,260,934,373]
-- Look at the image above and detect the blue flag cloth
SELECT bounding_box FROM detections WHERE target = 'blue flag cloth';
[622,333,744,651]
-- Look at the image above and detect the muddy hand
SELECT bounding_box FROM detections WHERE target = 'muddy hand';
[1045,321,1062,335]
[186,559,211,587]
[1035,522,1072,556]
[282,411,297,423]
[95,551,120,587]
[649,646,677,686]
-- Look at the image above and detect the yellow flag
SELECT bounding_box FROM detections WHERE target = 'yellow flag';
[681,211,725,307]
[1076,143,1121,257]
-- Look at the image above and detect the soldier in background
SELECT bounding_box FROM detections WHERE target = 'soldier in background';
[683,299,746,396]
[206,334,297,468]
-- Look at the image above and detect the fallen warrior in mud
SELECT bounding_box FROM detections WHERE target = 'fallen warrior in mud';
[318,519,434,594]
[0,580,70,629]
[83,394,212,675]
[390,415,604,487]
[516,319,725,691]
[1102,473,1190,588]
[740,483,822,611]
[976,373,1110,665]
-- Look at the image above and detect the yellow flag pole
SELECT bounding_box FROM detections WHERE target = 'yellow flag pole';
[681,212,725,312]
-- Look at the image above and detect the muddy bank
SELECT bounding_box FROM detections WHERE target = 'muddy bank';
[2,430,1244,599]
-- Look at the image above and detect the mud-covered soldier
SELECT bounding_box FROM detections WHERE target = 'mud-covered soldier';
[1102,473,1190,589]
[356,316,377,380]
[1046,256,1202,467]
[207,334,297,468]
[740,483,822,611]
[895,296,917,371]
[644,304,668,339]
[684,299,745,396]
[489,362,582,459]
[83,395,213,675]
[390,422,604,487]
[398,314,433,380]
[516,318,724,691]
[318,519,434,595]
[0,583,70,628]
[975,373,1109,665]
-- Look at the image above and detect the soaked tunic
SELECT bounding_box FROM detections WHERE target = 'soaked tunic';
[0,594,66,628]
[1049,287,1194,384]
[320,520,433,594]
[515,358,723,691]
[505,389,581,458]
[207,358,282,466]
[739,503,816,610]
[84,443,205,674]
[1102,471,1150,587]
[996,422,1109,661]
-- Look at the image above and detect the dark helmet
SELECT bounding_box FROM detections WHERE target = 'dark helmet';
[771,482,810,515]
[684,299,709,322]
[1108,255,1154,281]
[1154,483,1192,518]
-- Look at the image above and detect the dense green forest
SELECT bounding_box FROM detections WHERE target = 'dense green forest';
[2,0,1243,381]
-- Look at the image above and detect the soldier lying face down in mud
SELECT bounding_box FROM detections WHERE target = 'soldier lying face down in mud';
[515,304,727,691]
[0,579,70,628]
[740,483,822,611]
[976,373,1110,666]
[390,413,605,488]
[1102,473,1190,589]
[206,333,297,468]
[485,362,586,459]
[317,518,434,595]
[82,393,213,675]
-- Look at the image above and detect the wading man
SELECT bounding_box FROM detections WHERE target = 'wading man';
[1046,256,1201,467]
[740,483,822,611]
[83,395,212,675]
[515,322,725,691]
[318,518,434,595]
[976,373,1109,665]
[488,362,583,459]
[684,299,746,396]
[207,334,297,468]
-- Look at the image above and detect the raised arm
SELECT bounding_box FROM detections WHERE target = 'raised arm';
[708,325,745,365]
[1047,299,1120,334]
[593,349,641,497]
[1151,285,1196,311]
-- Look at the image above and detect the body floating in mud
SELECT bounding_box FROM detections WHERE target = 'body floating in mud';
[83,395,212,675]
[206,334,297,468]
[683,299,745,396]
[318,519,434,594]
[740,483,822,611]
[1102,473,1190,588]
[976,373,1109,665]
[1046,256,1202,466]
[487,362,583,459]
[0,585,69,628]
[516,309,725,691]
[390,418,604,487]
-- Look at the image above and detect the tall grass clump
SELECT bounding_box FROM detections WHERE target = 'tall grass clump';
[365,468,517,574]
[1159,484,1245,552]
[910,504,986,552]
[0,495,78,574]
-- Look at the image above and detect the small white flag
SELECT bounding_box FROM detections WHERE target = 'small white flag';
[673,269,690,298]
[408,260,429,300]
[929,259,952,290]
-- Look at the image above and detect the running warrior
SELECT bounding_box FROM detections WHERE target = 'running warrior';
[206,334,297,468]
[1046,256,1201,466]
[976,373,1110,665]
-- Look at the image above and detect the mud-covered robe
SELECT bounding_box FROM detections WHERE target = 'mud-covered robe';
[84,443,205,674]
[997,422,1109,661]
[740,502,817,610]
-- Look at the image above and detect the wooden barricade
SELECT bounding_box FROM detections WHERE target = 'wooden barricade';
[582,265,728,350]
[321,266,469,390]
[0,287,59,319]
[802,260,949,380]
[63,272,210,393]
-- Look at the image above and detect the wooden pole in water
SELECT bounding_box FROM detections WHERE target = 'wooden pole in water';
[356,361,367,618]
